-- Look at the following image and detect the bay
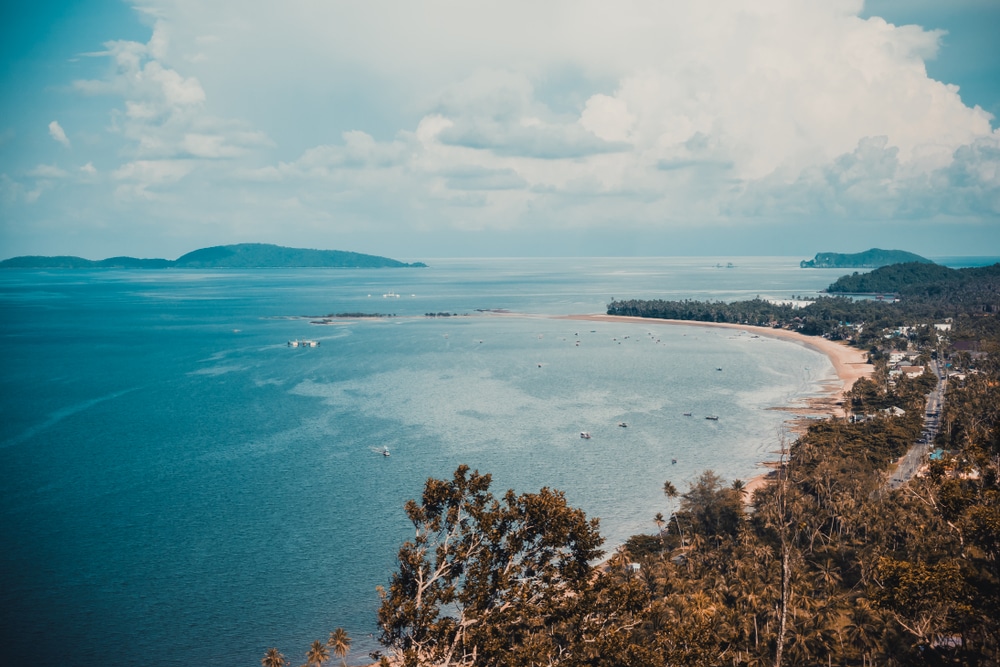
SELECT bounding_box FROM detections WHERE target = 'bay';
[0,257,853,665]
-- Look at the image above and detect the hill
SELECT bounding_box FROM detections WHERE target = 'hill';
[800,248,933,268]
[826,261,1000,298]
[0,244,426,269]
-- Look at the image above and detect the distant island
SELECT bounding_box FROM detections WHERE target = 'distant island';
[799,248,933,269]
[0,243,427,269]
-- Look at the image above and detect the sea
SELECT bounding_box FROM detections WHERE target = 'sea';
[0,255,993,666]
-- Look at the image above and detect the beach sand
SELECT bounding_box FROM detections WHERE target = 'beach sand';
[558,314,874,499]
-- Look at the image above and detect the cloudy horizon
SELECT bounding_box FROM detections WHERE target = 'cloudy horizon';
[2,0,998,260]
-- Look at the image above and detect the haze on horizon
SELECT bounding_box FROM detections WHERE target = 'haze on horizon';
[1,0,998,261]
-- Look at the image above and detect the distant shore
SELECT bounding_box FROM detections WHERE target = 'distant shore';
[558,314,873,499]
[560,313,871,398]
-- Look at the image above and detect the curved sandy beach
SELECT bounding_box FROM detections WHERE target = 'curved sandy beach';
[559,315,873,498]
[560,313,871,403]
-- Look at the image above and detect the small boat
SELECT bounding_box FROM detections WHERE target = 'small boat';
[671,458,677,465]
[288,339,320,347]
[683,412,692,417]
[382,447,391,457]
[716,367,723,371]
[705,416,719,421]
[382,291,401,298]
[618,422,628,428]
[580,432,591,439]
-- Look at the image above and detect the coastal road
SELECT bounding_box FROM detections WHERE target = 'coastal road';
[887,359,946,490]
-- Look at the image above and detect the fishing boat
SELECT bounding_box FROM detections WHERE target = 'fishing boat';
[618,422,628,428]
[580,432,591,439]
[288,339,320,347]
[382,446,391,457]
[683,412,692,417]
[705,415,719,421]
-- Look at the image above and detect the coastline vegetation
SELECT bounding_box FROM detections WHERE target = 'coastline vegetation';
[271,262,999,666]
[607,262,1000,344]
[799,249,933,269]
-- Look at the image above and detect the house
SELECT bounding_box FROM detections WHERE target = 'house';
[899,365,925,378]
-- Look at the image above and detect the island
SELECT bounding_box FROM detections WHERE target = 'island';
[799,248,933,268]
[0,243,427,269]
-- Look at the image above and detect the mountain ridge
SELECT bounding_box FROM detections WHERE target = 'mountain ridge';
[800,248,932,269]
[0,243,427,269]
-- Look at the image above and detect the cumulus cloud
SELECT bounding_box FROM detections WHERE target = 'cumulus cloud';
[48,121,70,147]
[15,0,995,253]
[75,19,268,162]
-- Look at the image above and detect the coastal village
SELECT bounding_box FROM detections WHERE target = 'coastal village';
[277,259,999,667]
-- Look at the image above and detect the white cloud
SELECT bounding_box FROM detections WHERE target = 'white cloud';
[580,95,635,144]
[48,121,70,148]
[73,19,266,164]
[28,164,69,179]
[10,0,995,255]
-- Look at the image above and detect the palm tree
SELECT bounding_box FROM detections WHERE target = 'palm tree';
[843,601,878,666]
[663,480,683,540]
[305,639,329,667]
[262,647,288,667]
[812,557,842,596]
[327,628,351,666]
[653,512,666,550]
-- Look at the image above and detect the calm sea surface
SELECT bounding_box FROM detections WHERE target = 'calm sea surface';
[0,256,949,665]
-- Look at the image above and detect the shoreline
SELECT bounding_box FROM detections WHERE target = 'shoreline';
[557,314,873,500]
[558,314,871,399]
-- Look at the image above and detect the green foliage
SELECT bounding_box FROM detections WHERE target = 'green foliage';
[377,465,655,666]
[800,248,933,269]
[826,261,955,292]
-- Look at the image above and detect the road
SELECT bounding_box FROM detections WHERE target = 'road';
[887,359,946,490]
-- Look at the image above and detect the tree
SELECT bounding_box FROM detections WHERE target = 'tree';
[262,647,288,667]
[678,470,743,539]
[377,465,639,667]
[305,640,329,667]
[327,628,351,666]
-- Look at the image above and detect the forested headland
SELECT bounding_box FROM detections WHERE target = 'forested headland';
[606,262,1000,347]
[267,263,999,667]
[799,249,933,269]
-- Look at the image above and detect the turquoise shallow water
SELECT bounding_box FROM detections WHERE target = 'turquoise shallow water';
[1,257,848,665]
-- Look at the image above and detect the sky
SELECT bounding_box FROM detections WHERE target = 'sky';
[1,0,998,260]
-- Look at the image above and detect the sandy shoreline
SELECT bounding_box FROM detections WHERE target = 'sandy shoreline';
[559,314,871,397]
[558,314,873,499]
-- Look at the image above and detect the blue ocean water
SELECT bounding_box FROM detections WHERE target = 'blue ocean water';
[1,257,850,666]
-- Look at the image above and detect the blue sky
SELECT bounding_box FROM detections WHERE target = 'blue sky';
[1,0,998,260]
